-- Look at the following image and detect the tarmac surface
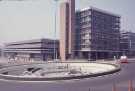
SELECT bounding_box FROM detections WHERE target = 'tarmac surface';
[0,60,135,91]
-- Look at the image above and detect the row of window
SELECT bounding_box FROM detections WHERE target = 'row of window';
[80,45,119,50]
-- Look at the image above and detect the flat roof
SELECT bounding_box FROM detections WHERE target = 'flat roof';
[76,6,120,17]
[5,38,59,46]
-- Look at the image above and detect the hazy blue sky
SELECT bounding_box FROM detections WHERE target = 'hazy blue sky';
[0,0,135,45]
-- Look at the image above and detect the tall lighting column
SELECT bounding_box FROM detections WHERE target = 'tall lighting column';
[53,0,59,61]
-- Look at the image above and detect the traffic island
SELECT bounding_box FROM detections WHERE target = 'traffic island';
[0,62,121,82]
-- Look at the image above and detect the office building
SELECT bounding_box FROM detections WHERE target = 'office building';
[120,32,135,57]
[4,39,59,61]
[60,0,121,60]
[75,7,120,59]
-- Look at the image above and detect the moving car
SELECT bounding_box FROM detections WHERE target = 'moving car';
[120,55,128,63]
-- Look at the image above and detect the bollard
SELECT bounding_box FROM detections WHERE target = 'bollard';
[128,80,133,91]
[112,83,117,91]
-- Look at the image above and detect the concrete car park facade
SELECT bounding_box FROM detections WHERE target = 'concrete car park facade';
[4,39,59,61]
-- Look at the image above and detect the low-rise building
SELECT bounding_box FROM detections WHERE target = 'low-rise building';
[4,39,59,61]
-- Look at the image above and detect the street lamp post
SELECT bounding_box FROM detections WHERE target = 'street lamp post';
[129,39,132,56]
[53,0,58,61]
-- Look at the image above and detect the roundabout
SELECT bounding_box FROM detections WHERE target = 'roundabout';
[0,62,120,81]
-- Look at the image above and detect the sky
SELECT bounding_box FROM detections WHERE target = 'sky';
[0,0,135,45]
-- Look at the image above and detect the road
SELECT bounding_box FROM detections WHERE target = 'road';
[0,61,135,91]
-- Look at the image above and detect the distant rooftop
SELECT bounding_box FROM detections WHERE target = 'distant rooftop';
[5,38,59,46]
[121,31,135,35]
[76,6,120,17]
